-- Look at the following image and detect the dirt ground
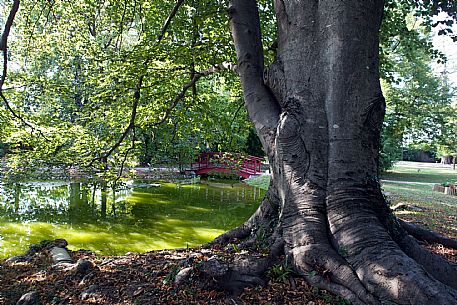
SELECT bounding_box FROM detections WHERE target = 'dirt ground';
[1,245,341,305]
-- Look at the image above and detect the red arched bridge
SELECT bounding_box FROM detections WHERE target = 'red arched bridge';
[191,152,264,179]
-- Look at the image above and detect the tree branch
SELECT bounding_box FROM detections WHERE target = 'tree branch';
[228,0,280,154]
[88,75,144,167]
[157,0,185,43]
[114,128,136,187]
[399,218,457,249]
[88,61,233,167]
[88,0,189,166]
[0,0,20,88]
[0,93,47,138]
[0,0,49,140]
[115,0,129,50]
[227,100,245,148]
[0,0,19,51]
[151,62,237,127]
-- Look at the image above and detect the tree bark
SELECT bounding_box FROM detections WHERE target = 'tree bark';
[208,1,457,304]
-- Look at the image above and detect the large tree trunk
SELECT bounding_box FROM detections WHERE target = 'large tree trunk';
[203,1,457,304]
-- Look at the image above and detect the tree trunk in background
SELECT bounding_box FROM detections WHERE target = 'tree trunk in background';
[101,180,107,219]
[217,1,457,304]
[441,155,453,164]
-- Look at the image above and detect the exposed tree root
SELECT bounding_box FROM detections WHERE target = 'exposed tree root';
[177,235,283,296]
[181,206,457,302]
[289,245,380,305]
[397,231,457,290]
[220,256,272,294]
[390,203,426,212]
[326,189,457,305]
[399,218,457,249]
[193,199,457,305]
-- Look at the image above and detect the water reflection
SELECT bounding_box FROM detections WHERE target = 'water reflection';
[0,180,264,258]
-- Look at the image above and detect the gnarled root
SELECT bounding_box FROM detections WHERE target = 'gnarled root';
[176,236,283,296]
[399,218,457,249]
[396,228,457,290]
[290,244,380,305]
[327,189,457,305]
[193,182,457,305]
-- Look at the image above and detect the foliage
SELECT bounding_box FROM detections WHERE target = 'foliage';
[266,259,293,282]
[136,74,252,169]
[0,142,8,158]
[377,0,457,170]
[379,124,403,172]
[207,171,240,180]
[1,0,251,175]
[0,0,455,179]
[311,286,352,305]
[436,102,457,157]
[379,31,456,169]
[402,145,438,162]
[162,266,179,285]
[245,128,265,157]
[383,47,454,141]
[320,294,351,305]
[441,181,457,187]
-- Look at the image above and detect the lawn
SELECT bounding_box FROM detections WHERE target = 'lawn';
[382,161,457,183]
[382,161,457,238]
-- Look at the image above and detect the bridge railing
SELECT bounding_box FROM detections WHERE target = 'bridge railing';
[191,152,263,176]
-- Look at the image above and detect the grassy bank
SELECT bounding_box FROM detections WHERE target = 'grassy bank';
[382,161,457,238]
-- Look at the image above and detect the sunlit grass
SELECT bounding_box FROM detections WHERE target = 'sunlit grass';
[381,161,457,238]
[382,161,457,183]
[381,161,457,207]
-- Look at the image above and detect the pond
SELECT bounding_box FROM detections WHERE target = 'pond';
[0,179,265,258]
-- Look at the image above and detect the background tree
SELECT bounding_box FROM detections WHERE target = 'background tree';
[136,74,252,170]
[380,42,456,168]
[377,2,456,170]
[437,101,457,167]
[1,0,253,177]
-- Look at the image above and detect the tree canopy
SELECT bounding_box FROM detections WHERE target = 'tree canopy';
[0,0,455,175]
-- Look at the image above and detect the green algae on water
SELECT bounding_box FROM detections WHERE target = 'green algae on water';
[0,180,264,258]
